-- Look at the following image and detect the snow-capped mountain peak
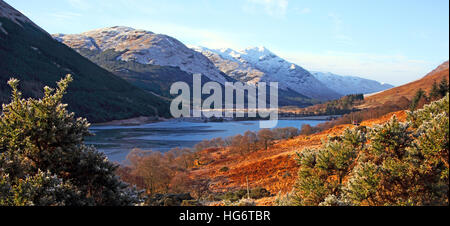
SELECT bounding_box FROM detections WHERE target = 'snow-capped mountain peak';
[53,27,230,84]
[243,46,274,57]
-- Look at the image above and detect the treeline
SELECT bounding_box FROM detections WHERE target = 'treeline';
[116,127,301,204]
[410,78,449,111]
[281,94,364,117]
[280,94,449,206]
[299,99,409,135]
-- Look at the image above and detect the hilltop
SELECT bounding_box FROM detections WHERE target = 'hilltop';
[359,61,449,109]
[280,61,449,117]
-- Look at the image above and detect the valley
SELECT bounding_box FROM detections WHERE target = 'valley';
[87,119,327,162]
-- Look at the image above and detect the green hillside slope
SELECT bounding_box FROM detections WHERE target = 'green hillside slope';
[0,16,171,122]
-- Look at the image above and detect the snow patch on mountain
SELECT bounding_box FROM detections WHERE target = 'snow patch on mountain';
[190,46,265,84]
[52,26,229,84]
[191,46,341,100]
[311,71,394,96]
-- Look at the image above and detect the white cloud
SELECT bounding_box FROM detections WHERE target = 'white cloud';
[294,7,311,14]
[278,50,437,86]
[328,12,354,45]
[244,0,289,17]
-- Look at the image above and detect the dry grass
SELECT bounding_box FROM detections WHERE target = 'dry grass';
[359,61,449,109]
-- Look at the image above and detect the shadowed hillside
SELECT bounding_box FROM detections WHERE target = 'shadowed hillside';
[359,61,449,109]
[0,1,170,123]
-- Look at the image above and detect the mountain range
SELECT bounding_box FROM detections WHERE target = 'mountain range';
[1,0,397,122]
[53,26,231,84]
[191,46,394,98]
[53,27,319,107]
[54,27,393,106]
[311,71,394,96]
[190,46,342,101]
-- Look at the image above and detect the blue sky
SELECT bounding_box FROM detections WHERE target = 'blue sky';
[5,0,449,85]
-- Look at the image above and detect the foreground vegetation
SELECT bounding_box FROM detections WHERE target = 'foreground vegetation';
[288,94,449,206]
[116,127,300,205]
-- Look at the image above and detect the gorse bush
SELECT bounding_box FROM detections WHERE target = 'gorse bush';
[0,75,142,206]
[293,94,449,206]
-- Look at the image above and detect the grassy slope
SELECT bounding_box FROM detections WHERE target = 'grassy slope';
[359,61,449,109]
[281,61,449,115]
[190,110,408,206]
[191,61,448,205]
[0,17,171,122]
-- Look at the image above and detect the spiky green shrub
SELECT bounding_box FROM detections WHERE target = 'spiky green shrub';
[293,94,449,206]
[0,75,142,206]
[294,127,365,205]
[274,190,296,206]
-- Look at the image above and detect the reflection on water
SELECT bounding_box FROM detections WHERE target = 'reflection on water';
[86,119,326,162]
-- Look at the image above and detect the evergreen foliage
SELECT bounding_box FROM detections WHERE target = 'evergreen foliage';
[293,94,449,206]
[0,75,143,206]
[410,88,427,111]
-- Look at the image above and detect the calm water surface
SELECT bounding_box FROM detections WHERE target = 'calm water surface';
[86,119,326,162]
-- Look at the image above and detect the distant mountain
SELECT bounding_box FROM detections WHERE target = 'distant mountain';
[0,1,170,123]
[53,27,232,84]
[53,28,319,107]
[358,61,449,109]
[311,71,394,96]
[191,46,341,101]
[73,48,202,99]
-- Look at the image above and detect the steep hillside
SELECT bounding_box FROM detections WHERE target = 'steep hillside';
[75,48,201,98]
[311,71,394,95]
[191,46,341,101]
[53,27,232,84]
[359,61,449,109]
[0,1,170,123]
[54,29,319,107]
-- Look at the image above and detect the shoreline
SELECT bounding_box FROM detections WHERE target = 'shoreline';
[92,115,338,127]
[278,115,340,120]
[92,116,169,126]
